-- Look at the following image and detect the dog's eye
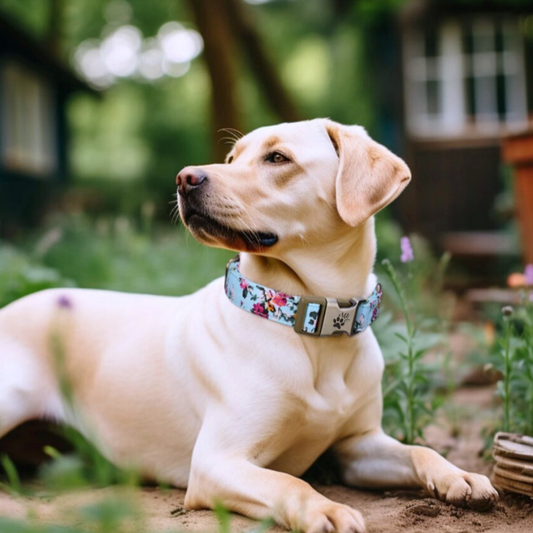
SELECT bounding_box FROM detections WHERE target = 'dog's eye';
[265,152,289,164]
[227,155,234,164]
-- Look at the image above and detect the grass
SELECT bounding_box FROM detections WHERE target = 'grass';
[0,214,233,307]
[0,455,22,496]
[0,245,74,309]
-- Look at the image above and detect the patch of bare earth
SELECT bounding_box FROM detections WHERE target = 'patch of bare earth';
[0,386,532,533]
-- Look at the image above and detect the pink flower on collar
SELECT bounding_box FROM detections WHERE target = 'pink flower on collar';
[271,293,288,307]
[252,303,268,318]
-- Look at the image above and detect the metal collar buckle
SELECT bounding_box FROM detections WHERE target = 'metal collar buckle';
[294,296,363,337]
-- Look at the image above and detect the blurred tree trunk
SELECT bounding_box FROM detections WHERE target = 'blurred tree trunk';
[185,0,301,160]
[222,0,301,123]
[47,0,63,57]
[184,0,243,162]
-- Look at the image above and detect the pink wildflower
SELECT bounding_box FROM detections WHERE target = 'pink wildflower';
[400,236,414,263]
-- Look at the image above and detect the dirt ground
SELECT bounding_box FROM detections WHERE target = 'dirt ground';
[1,386,532,533]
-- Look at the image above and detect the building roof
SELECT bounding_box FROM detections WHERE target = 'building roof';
[0,13,92,94]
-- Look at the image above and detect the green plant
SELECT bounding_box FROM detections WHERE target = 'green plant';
[378,236,451,444]
[498,306,515,433]
[28,214,233,297]
[0,454,23,496]
[0,244,75,309]
[491,295,533,436]
[520,306,533,436]
[381,258,429,444]
[482,287,533,438]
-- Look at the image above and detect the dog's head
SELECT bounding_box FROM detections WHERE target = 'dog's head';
[176,119,411,254]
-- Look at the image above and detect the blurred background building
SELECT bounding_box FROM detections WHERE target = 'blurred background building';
[387,1,533,240]
[0,0,532,283]
[365,0,533,282]
[0,15,91,234]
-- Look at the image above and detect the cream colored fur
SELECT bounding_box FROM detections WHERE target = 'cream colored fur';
[0,119,497,533]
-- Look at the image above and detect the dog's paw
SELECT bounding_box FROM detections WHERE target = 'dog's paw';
[427,471,499,511]
[298,502,366,533]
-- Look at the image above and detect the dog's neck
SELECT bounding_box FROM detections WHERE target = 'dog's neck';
[238,218,377,301]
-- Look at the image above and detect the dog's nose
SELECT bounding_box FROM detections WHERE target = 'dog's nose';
[176,167,208,197]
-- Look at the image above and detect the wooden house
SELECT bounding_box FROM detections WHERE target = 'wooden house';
[368,0,533,247]
[0,14,90,236]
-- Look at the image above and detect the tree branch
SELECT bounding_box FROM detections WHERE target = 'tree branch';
[184,0,244,162]
[222,0,301,122]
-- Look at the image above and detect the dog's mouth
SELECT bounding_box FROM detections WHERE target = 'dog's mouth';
[183,208,278,252]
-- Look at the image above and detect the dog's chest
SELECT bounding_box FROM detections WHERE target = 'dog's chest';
[262,386,360,476]
[262,355,381,475]
[265,372,374,476]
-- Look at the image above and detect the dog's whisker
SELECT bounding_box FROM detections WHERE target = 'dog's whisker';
[219,136,239,147]
[170,203,181,224]
[218,127,244,141]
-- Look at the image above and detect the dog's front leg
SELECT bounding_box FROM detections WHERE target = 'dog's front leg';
[185,450,366,533]
[334,430,498,510]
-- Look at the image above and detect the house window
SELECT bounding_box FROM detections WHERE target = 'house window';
[403,18,528,138]
[1,60,58,176]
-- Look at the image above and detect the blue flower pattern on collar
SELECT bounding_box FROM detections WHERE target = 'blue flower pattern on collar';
[225,258,299,328]
[224,256,382,336]
[353,287,383,334]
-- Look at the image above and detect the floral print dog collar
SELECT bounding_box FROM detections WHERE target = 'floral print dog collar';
[224,256,383,337]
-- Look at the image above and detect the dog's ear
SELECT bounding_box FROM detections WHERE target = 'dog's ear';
[325,120,411,227]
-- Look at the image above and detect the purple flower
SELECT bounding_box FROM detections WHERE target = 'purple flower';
[400,236,414,263]
[525,264,533,286]
[57,295,73,310]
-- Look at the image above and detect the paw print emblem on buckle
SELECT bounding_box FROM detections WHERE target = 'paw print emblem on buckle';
[333,312,350,330]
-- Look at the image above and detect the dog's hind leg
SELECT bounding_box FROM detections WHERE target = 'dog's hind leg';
[0,331,59,440]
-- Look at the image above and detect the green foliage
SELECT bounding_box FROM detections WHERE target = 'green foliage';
[1,0,379,193]
[491,299,533,436]
[23,213,233,297]
[0,454,22,495]
[354,0,409,24]
[40,428,142,492]
[377,242,452,444]
[0,520,81,533]
[0,0,49,37]
[0,245,75,309]
[499,307,514,433]
[381,259,435,444]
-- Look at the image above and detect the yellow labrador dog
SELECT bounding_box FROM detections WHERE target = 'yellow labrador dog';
[0,119,497,533]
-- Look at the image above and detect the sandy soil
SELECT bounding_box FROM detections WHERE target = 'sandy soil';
[1,386,532,533]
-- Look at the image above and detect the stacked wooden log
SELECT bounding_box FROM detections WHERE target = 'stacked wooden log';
[493,432,533,498]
